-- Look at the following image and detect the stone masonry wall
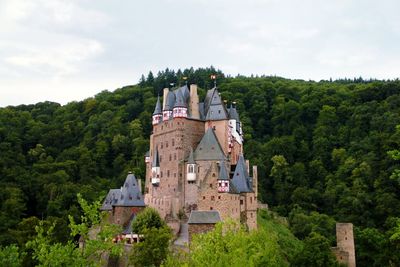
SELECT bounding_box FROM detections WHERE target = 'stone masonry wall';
[188,223,216,243]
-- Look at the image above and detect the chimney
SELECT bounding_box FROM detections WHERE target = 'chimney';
[189,84,200,119]
[246,160,250,175]
[162,88,169,110]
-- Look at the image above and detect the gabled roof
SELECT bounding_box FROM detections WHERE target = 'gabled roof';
[100,189,121,211]
[188,210,221,224]
[114,173,145,207]
[231,155,252,193]
[153,96,162,115]
[194,128,226,161]
[152,148,160,167]
[204,87,228,120]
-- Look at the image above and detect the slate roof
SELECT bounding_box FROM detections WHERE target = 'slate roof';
[188,210,221,224]
[194,128,226,161]
[218,160,229,180]
[187,147,195,164]
[174,90,187,108]
[231,155,253,193]
[228,104,240,121]
[152,148,160,167]
[204,87,228,120]
[153,96,162,115]
[164,91,176,110]
[122,214,136,234]
[114,173,145,207]
[100,173,145,210]
[100,189,121,211]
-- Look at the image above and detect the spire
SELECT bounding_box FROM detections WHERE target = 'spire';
[218,160,229,180]
[153,96,162,115]
[188,147,195,164]
[228,103,239,121]
[152,147,160,167]
[231,154,252,193]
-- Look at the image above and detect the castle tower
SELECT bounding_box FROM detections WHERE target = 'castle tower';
[151,148,160,185]
[144,84,258,230]
[333,223,356,267]
[152,96,162,125]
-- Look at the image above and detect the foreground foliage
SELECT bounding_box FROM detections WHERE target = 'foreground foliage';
[1,68,400,264]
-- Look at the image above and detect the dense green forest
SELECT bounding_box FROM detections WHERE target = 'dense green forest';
[1,67,400,265]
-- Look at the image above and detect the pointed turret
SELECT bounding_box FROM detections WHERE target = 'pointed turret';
[231,155,252,193]
[173,89,188,118]
[186,147,196,182]
[228,102,243,145]
[217,159,230,193]
[152,96,162,125]
[151,148,160,185]
[163,91,175,120]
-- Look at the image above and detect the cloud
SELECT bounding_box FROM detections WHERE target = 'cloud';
[4,39,103,78]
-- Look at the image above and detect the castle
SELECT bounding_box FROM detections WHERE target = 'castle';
[144,84,258,230]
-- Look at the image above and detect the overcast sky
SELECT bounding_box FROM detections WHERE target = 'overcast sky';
[1,0,400,107]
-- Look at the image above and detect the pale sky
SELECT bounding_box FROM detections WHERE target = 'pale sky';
[1,0,400,107]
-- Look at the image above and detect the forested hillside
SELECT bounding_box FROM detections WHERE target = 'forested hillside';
[1,67,400,265]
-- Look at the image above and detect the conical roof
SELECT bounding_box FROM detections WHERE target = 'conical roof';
[164,91,176,110]
[231,155,252,193]
[228,103,239,121]
[194,128,226,161]
[153,96,162,115]
[174,90,187,108]
[187,147,195,164]
[152,147,160,167]
[218,160,229,180]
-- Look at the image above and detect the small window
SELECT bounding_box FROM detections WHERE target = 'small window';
[210,207,213,210]
[167,170,170,177]
[169,154,172,161]
[189,165,194,173]
[172,139,175,146]
[218,110,221,114]
[166,141,168,148]
[240,199,244,205]
[161,171,163,177]
[211,196,215,201]
[213,126,216,130]
[218,196,221,200]
[203,196,206,200]
[212,173,216,177]
[209,183,213,188]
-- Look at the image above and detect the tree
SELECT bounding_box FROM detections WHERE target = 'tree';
[129,208,172,266]
[165,220,288,267]
[0,244,25,267]
[292,232,340,267]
